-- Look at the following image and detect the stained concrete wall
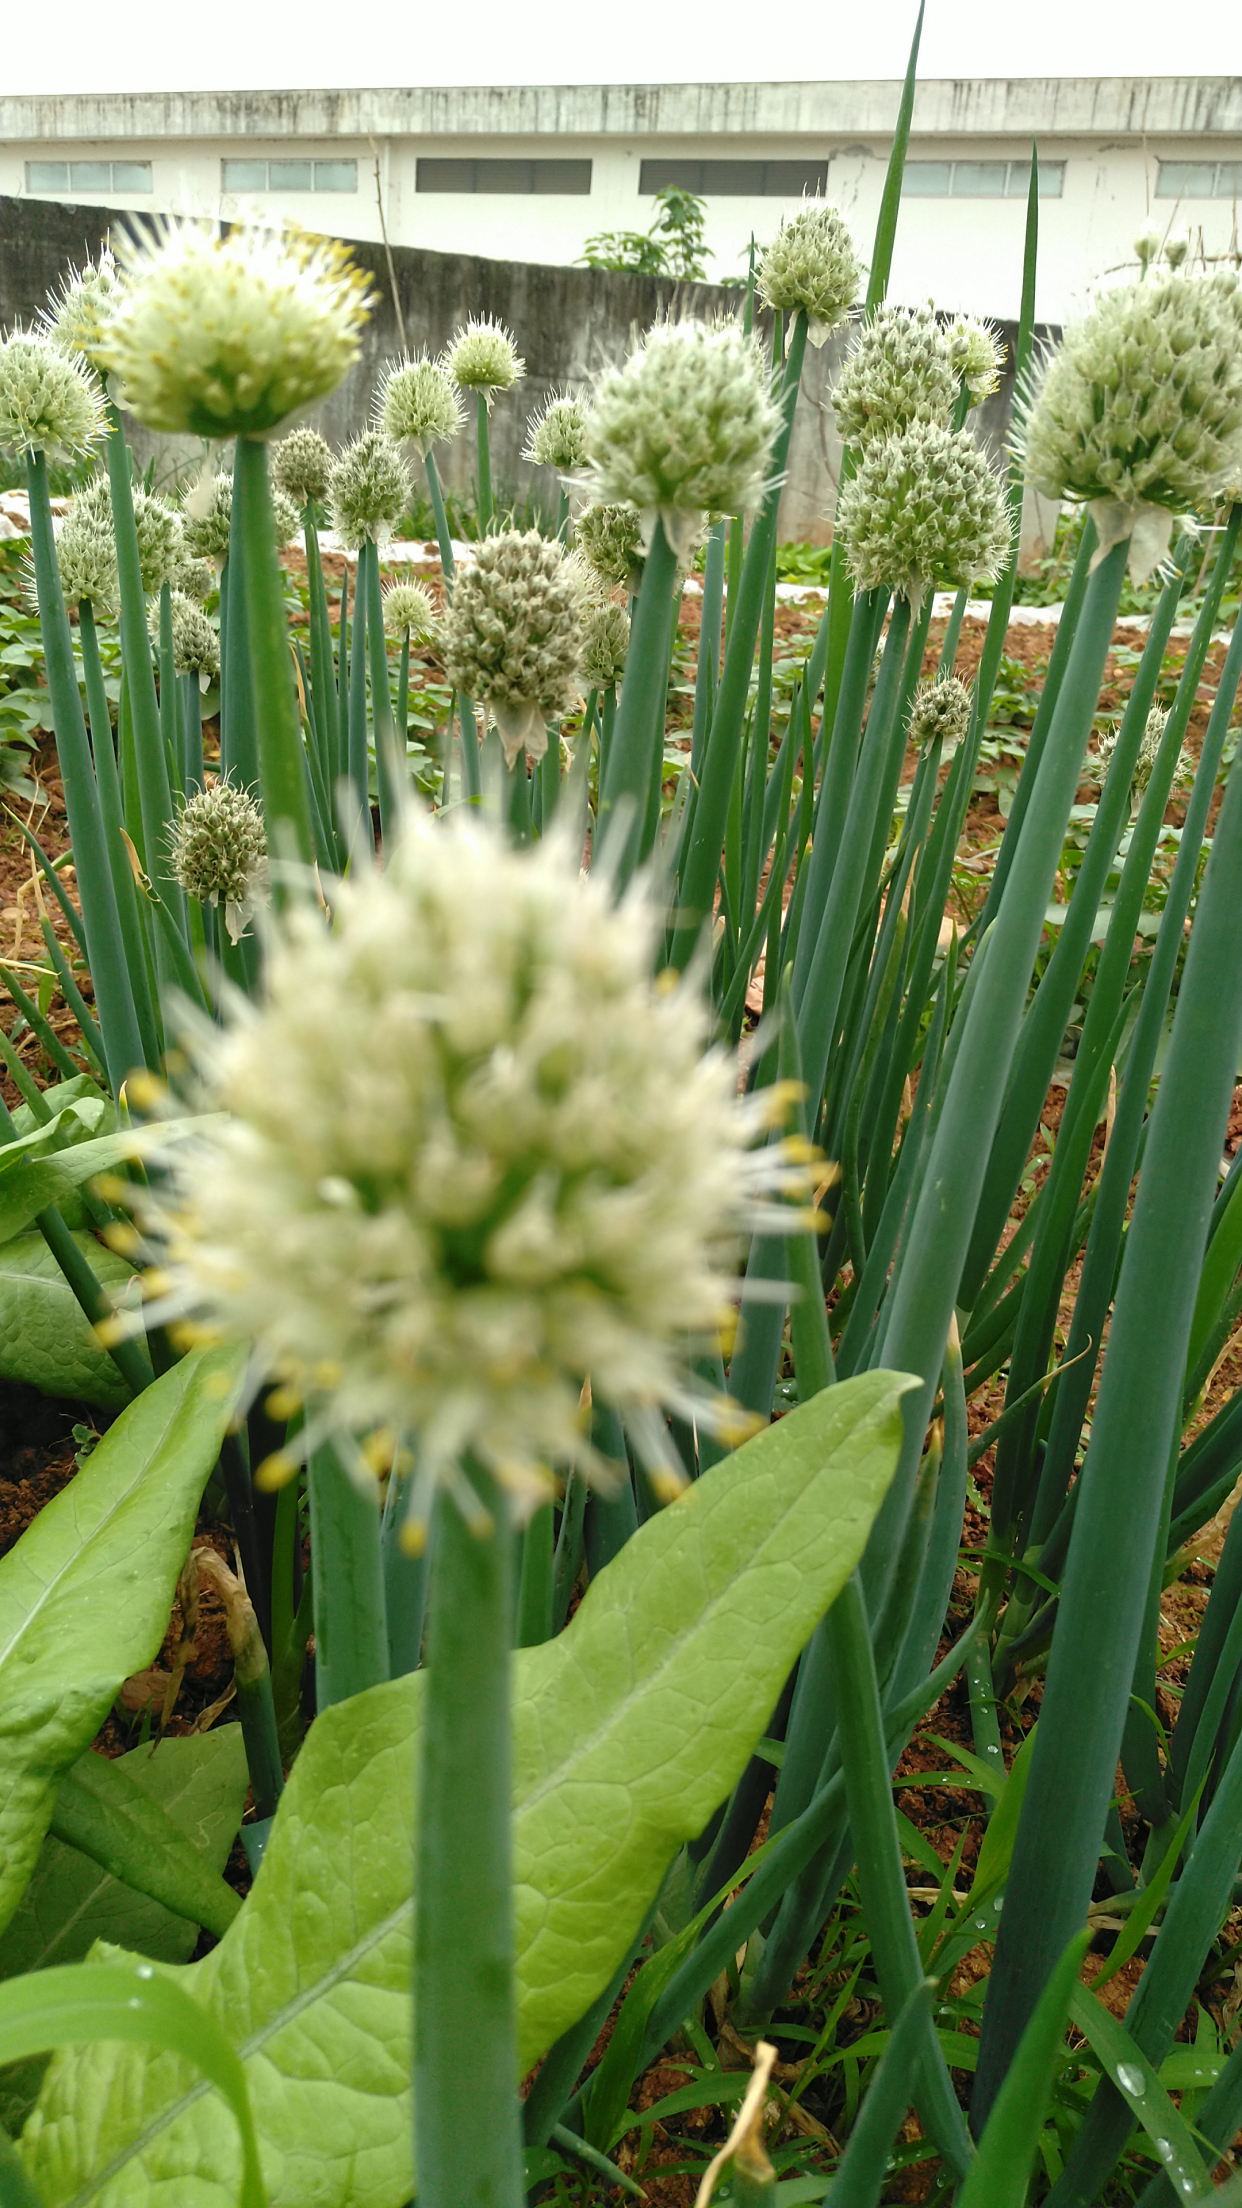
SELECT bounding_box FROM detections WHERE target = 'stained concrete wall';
[0,192,1053,546]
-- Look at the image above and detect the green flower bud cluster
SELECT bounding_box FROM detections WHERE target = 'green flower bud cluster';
[441,529,586,764]
[169,550,216,603]
[756,204,860,344]
[328,431,411,549]
[101,221,372,439]
[523,393,589,471]
[43,251,121,375]
[382,579,437,643]
[908,675,973,753]
[271,426,334,508]
[831,306,957,447]
[74,476,183,594]
[52,509,119,615]
[181,473,299,564]
[836,421,1012,599]
[574,502,644,591]
[445,318,525,401]
[150,590,220,685]
[947,316,1005,407]
[168,777,267,939]
[0,331,107,461]
[1023,274,1242,514]
[585,320,781,556]
[377,354,464,457]
[580,602,630,689]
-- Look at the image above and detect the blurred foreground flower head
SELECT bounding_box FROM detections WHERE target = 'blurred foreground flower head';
[148,816,809,1525]
[584,319,781,559]
[0,331,107,461]
[101,221,372,439]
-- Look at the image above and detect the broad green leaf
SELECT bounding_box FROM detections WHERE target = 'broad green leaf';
[48,1748,243,1941]
[0,1233,140,1407]
[22,1370,913,2208]
[0,1345,244,1939]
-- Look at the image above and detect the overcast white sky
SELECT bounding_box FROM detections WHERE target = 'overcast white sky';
[4,0,1239,96]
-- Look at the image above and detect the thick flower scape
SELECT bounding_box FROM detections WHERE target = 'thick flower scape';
[180,473,299,564]
[155,817,802,1516]
[101,221,372,439]
[523,393,589,471]
[74,477,183,596]
[445,318,525,399]
[382,579,437,643]
[584,320,782,556]
[756,204,861,344]
[271,426,334,508]
[580,602,630,689]
[440,529,587,764]
[0,332,107,461]
[831,306,958,446]
[1023,273,1242,513]
[836,420,1012,599]
[377,354,465,455]
[43,252,121,374]
[327,431,411,548]
[167,777,267,939]
[908,675,973,753]
[574,502,644,591]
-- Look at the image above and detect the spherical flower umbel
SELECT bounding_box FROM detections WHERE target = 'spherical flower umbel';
[756,204,861,346]
[908,676,973,754]
[150,591,220,688]
[580,602,630,689]
[167,777,267,942]
[148,814,808,1521]
[523,393,589,471]
[382,579,437,644]
[1022,274,1242,564]
[327,431,411,549]
[169,550,216,603]
[440,528,587,765]
[584,319,781,559]
[947,317,1005,407]
[1095,705,1193,801]
[574,502,644,591]
[51,514,119,616]
[377,354,465,456]
[445,319,525,406]
[43,251,121,375]
[100,220,372,439]
[271,426,334,509]
[0,331,107,462]
[74,477,183,596]
[831,305,958,447]
[835,420,1012,601]
[180,473,299,566]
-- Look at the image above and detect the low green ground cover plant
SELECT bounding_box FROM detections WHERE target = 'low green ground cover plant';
[2,12,1242,2204]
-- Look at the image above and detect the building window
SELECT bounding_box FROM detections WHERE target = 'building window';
[902,159,1065,198]
[416,158,592,195]
[221,158,358,192]
[27,159,152,194]
[1156,159,1242,199]
[638,158,830,197]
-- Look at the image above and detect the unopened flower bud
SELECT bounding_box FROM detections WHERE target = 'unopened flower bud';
[946,316,1005,407]
[908,675,973,753]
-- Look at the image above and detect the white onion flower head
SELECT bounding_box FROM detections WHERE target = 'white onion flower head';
[756,204,860,346]
[271,426,334,508]
[181,472,298,565]
[947,317,1005,407]
[831,306,957,446]
[74,477,183,594]
[149,590,220,687]
[149,814,809,1523]
[100,220,372,439]
[51,515,119,616]
[580,602,630,689]
[836,421,1012,601]
[0,331,107,462]
[327,431,411,549]
[1021,274,1242,578]
[440,528,588,766]
[574,501,644,591]
[523,393,589,471]
[908,676,973,755]
[584,319,781,560]
[445,318,525,407]
[382,578,437,643]
[168,776,267,940]
[377,354,465,457]
[169,550,216,603]
[43,251,121,375]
